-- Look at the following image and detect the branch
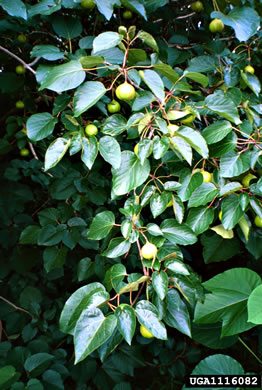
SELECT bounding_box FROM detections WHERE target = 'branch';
[0,296,34,318]
[0,45,36,75]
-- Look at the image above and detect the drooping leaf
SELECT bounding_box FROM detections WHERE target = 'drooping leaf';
[152,271,168,300]
[164,289,191,337]
[115,304,136,345]
[74,81,106,117]
[44,138,71,171]
[102,238,131,258]
[27,113,58,142]
[81,136,98,170]
[99,136,121,169]
[93,32,122,53]
[88,211,115,240]
[160,219,197,246]
[204,90,241,125]
[135,300,167,340]
[0,0,27,19]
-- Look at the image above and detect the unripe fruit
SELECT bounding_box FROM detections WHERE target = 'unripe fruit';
[244,65,255,74]
[20,148,30,157]
[201,170,212,183]
[107,100,121,113]
[180,109,195,124]
[218,211,222,221]
[85,124,98,136]
[134,143,139,155]
[80,0,95,9]
[16,100,24,109]
[167,200,173,207]
[17,34,27,43]
[140,325,154,338]
[16,65,25,75]
[116,82,136,101]
[123,10,133,19]
[241,173,256,187]
[118,26,127,35]
[209,18,224,33]
[190,1,204,12]
[167,124,179,136]
[141,242,157,260]
[21,128,27,135]
[254,216,262,228]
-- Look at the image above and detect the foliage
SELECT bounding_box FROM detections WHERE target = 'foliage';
[0,0,262,388]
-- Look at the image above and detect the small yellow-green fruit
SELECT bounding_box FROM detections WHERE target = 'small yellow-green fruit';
[140,325,154,338]
[20,148,30,157]
[201,170,212,183]
[21,128,27,135]
[116,82,136,101]
[134,143,139,155]
[118,26,127,35]
[123,10,133,19]
[107,99,121,113]
[85,124,98,136]
[209,18,224,33]
[16,100,24,109]
[167,124,179,136]
[180,109,195,124]
[254,216,262,228]
[244,65,255,74]
[167,200,173,207]
[80,0,95,9]
[241,173,256,187]
[190,1,204,12]
[141,242,157,260]
[17,34,27,43]
[218,210,222,221]
[16,65,25,75]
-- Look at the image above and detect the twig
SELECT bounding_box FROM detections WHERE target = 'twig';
[0,45,36,75]
[0,296,34,318]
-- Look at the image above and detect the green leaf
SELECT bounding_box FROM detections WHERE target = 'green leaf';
[143,70,165,102]
[186,206,215,235]
[0,0,27,19]
[27,113,58,142]
[74,308,117,363]
[192,322,238,350]
[95,0,119,21]
[202,120,232,144]
[164,289,191,337]
[186,55,216,73]
[248,285,262,324]
[43,246,68,273]
[115,304,136,345]
[176,127,209,159]
[135,300,167,340]
[99,136,121,169]
[147,223,163,236]
[173,195,184,224]
[188,183,219,208]
[201,232,240,264]
[79,56,104,68]
[24,353,54,377]
[52,15,82,39]
[104,264,127,293]
[44,138,71,171]
[219,182,242,196]
[221,194,245,230]
[150,191,170,218]
[81,136,98,170]
[93,32,122,53]
[103,114,127,136]
[211,7,260,42]
[194,268,261,337]
[28,0,61,17]
[112,151,150,196]
[30,45,64,61]
[0,366,19,389]
[204,90,241,125]
[164,259,189,275]
[170,136,192,165]
[74,81,106,117]
[183,72,209,88]
[152,136,169,159]
[88,211,115,240]
[122,1,147,20]
[161,219,197,246]
[137,30,158,52]
[153,64,179,83]
[152,271,168,300]
[220,150,251,178]
[241,71,261,97]
[177,169,203,201]
[19,226,41,245]
[59,282,108,334]
[39,60,85,93]
[98,328,123,362]
[102,238,131,258]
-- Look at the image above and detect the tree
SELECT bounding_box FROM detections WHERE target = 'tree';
[0,0,262,388]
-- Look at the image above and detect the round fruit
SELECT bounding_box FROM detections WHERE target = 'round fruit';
[80,0,95,9]
[167,124,179,136]
[141,242,157,260]
[85,124,98,136]
[123,10,133,19]
[107,100,121,113]
[244,65,255,74]
[116,82,136,101]
[16,100,24,109]
[201,170,212,183]
[209,18,224,33]
[16,65,25,75]
[180,109,195,124]
[21,128,27,135]
[218,210,222,221]
[241,173,256,187]
[118,26,127,35]
[190,1,204,12]
[134,143,139,155]
[20,148,30,157]
[140,325,154,338]
[254,216,262,228]
[17,34,27,43]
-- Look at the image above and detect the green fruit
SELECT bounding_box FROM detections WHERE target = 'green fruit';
[85,124,98,136]
[140,325,154,338]
[134,143,139,155]
[116,82,136,101]
[180,109,195,124]
[241,173,256,187]
[118,26,127,36]
[190,1,204,12]
[254,216,262,228]
[123,10,133,19]
[209,18,224,33]
[107,100,121,113]
[167,124,179,136]
[21,128,27,135]
[141,242,157,260]
[17,34,27,43]
[16,100,24,109]
[218,211,222,221]
[244,65,255,74]
[201,170,212,183]
[20,148,30,157]
[80,0,95,9]
[16,65,25,75]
